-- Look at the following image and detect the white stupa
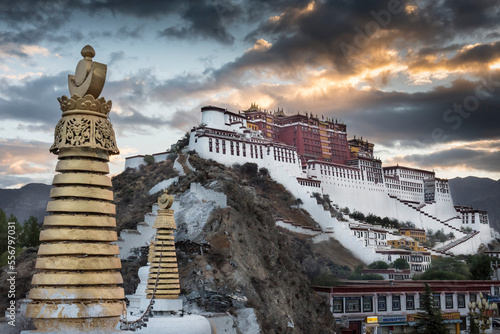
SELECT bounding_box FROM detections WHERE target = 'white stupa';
[121,191,215,334]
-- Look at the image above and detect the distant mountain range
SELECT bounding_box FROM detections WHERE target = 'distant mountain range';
[0,183,52,224]
[0,176,498,230]
[448,176,500,232]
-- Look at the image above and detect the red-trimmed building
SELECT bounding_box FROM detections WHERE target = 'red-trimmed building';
[314,280,500,334]
[243,104,350,165]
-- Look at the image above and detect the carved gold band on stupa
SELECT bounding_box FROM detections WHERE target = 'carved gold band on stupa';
[50,94,119,156]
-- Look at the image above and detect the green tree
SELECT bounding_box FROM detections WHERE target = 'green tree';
[392,258,410,270]
[417,257,470,280]
[20,216,41,248]
[467,254,493,280]
[0,211,21,253]
[0,211,24,266]
[351,211,365,221]
[414,283,446,334]
[240,162,258,176]
[312,271,340,286]
[0,209,8,254]
[360,273,384,280]
[143,155,155,165]
[368,261,389,269]
[347,265,384,280]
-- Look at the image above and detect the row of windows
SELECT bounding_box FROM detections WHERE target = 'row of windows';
[227,115,244,124]
[333,293,470,314]
[316,164,363,180]
[209,138,263,159]
[272,147,296,164]
[462,213,489,225]
[354,230,387,240]
[298,180,321,188]
[386,255,431,263]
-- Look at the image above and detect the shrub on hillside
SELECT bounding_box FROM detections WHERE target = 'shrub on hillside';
[143,155,154,165]
[240,162,258,176]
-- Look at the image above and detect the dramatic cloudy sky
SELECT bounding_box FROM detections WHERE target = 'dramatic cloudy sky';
[1,0,499,188]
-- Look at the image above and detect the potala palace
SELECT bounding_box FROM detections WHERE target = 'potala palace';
[125,104,497,273]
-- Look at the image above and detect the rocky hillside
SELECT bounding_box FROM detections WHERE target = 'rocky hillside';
[114,153,364,333]
[0,153,364,333]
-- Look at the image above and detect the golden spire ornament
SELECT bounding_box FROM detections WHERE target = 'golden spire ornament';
[26,45,124,332]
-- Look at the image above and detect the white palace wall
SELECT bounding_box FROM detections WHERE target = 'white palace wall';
[183,106,493,260]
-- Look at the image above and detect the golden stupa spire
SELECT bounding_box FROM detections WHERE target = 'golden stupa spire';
[146,191,181,299]
[26,45,124,332]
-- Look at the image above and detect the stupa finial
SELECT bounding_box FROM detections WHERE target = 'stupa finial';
[158,190,174,209]
[68,44,107,98]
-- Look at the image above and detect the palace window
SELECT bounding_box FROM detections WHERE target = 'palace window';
[242,143,246,157]
[230,141,234,155]
[433,294,441,308]
[363,296,373,312]
[406,294,415,310]
[378,296,387,311]
[458,294,465,308]
[392,295,401,311]
[333,298,343,313]
[445,294,453,309]
[345,297,361,313]
[222,140,226,154]
[470,293,477,304]
[215,139,219,153]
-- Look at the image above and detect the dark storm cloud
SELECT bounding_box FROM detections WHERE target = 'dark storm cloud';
[408,41,500,72]
[343,76,500,148]
[0,74,66,126]
[0,0,71,45]
[393,148,500,173]
[116,26,144,40]
[157,0,241,45]
[0,71,169,131]
[416,44,466,57]
[450,42,500,65]
[166,109,200,131]
[239,0,500,75]
[487,32,500,39]
[108,51,126,67]
[0,0,244,46]
[442,0,500,31]
[111,107,168,129]
[150,73,217,102]
[242,0,310,21]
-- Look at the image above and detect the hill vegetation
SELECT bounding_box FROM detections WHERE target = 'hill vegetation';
[113,153,368,332]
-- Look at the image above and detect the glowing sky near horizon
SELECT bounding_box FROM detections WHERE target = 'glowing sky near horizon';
[0,0,499,188]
